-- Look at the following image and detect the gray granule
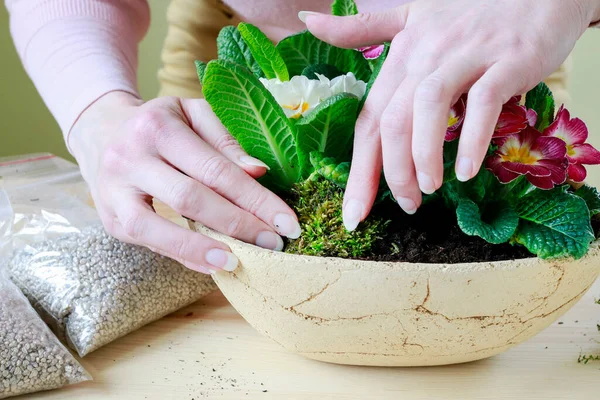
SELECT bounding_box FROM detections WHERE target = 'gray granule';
[8,224,217,357]
[0,274,90,399]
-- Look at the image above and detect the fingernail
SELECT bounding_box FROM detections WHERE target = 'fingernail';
[273,213,302,239]
[396,197,417,215]
[205,249,239,272]
[298,11,319,23]
[417,171,436,195]
[255,231,284,251]
[240,155,270,170]
[456,157,473,182]
[343,199,363,232]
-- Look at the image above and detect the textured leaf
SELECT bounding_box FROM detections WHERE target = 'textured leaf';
[302,64,343,80]
[514,188,594,259]
[575,184,600,215]
[331,0,358,16]
[217,26,264,78]
[238,23,289,81]
[195,60,207,84]
[296,93,359,177]
[309,152,391,202]
[362,42,390,106]
[309,152,350,188]
[203,60,299,190]
[439,168,492,209]
[525,82,555,131]
[277,30,371,82]
[457,199,519,244]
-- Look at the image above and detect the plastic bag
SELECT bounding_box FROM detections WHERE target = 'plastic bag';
[0,268,91,399]
[0,154,217,356]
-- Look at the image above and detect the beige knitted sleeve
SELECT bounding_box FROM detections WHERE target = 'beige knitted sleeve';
[158,0,240,98]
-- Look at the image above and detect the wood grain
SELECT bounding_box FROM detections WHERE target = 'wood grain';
[23,194,600,399]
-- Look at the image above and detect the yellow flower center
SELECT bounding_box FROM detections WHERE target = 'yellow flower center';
[501,144,539,165]
[283,101,310,119]
[567,144,576,157]
[448,114,459,128]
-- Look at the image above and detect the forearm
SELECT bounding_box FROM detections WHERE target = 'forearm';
[5,0,150,149]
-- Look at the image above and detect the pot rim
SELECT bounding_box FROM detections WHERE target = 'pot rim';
[188,219,600,272]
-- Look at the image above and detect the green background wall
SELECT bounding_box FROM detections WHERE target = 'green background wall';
[1,1,600,186]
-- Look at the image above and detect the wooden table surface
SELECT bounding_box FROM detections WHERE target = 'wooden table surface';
[18,203,599,399]
[1,159,595,400]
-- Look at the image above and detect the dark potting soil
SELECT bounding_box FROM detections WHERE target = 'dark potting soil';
[365,200,535,264]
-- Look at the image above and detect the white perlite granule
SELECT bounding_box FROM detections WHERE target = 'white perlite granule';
[8,224,217,357]
[0,272,90,399]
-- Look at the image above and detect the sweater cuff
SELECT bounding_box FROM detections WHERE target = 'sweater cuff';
[7,0,149,149]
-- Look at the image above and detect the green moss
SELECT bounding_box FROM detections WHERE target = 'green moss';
[285,177,388,258]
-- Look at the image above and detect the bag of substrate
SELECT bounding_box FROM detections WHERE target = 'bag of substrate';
[0,268,91,398]
[0,154,217,356]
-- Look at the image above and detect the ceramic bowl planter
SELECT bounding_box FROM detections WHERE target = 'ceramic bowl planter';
[190,221,600,367]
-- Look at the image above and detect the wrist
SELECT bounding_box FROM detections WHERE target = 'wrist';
[69,91,142,160]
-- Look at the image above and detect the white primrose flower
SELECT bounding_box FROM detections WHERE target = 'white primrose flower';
[260,75,332,119]
[260,72,367,119]
[316,72,367,100]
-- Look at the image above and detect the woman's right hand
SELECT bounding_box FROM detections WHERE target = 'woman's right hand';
[69,92,301,274]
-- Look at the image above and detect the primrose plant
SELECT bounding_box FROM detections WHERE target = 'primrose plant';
[197,0,600,260]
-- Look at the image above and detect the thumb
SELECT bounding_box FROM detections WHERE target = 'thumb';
[298,8,408,49]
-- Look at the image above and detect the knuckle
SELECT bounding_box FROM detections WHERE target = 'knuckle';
[469,83,502,108]
[167,237,190,261]
[168,180,199,214]
[212,134,241,154]
[131,109,169,142]
[380,108,409,136]
[353,13,375,37]
[385,174,415,193]
[101,144,128,175]
[412,146,439,168]
[198,155,234,188]
[243,189,271,216]
[225,213,246,238]
[355,108,380,140]
[121,210,146,240]
[415,77,448,105]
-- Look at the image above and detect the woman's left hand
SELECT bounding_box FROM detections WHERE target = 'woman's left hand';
[300,0,600,230]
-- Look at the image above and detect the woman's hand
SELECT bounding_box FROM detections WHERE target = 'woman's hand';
[69,92,301,274]
[301,0,600,230]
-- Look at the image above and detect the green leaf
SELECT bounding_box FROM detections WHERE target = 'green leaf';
[217,26,264,78]
[439,168,492,209]
[302,64,343,80]
[238,23,289,81]
[574,184,600,215]
[296,93,359,177]
[277,30,371,82]
[362,42,390,107]
[309,152,391,203]
[457,199,519,244]
[331,0,358,16]
[309,152,350,188]
[514,188,595,259]
[525,82,555,131]
[195,60,207,84]
[203,59,299,191]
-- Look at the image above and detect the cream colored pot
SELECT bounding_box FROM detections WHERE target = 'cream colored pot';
[190,221,600,367]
